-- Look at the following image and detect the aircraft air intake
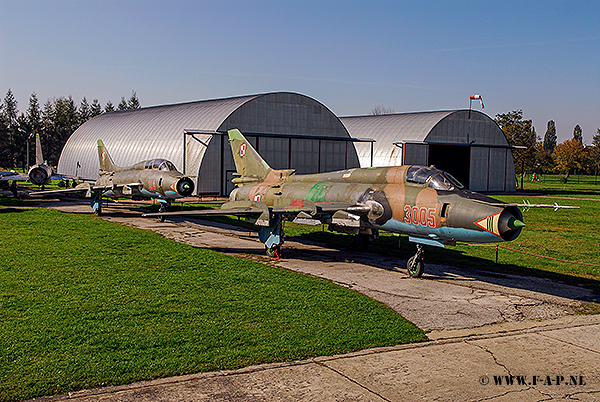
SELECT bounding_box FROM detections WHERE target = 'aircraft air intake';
[175,177,194,197]
[497,206,525,241]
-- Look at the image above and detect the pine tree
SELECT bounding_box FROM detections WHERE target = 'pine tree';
[543,120,557,153]
[90,99,103,117]
[78,97,91,125]
[1,89,19,167]
[104,100,115,113]
[0,96,8,167]
[25,93,43,167]
[128,90,140,109]
[117,96,128,110]
[50,96,79,166]
[573,125,583,143]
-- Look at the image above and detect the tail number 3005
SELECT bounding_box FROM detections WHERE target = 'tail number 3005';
[404,205,436,228]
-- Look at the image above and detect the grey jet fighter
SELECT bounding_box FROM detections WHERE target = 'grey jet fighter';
[31,140,194,216]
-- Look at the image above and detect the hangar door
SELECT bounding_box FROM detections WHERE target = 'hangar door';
[428,144,470,189]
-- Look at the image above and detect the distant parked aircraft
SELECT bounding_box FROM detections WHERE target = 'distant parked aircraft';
[31,140,194,216]
[1,134,75,187]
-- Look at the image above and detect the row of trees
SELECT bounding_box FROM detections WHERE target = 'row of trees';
[494,110,600,179]
[3,91,597,178]
[0,89,140,169]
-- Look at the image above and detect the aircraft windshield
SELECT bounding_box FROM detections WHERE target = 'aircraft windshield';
[144,159,177,171]
[428,172,464,191]
[407,166,465,191]
[406,166,438,184]
[158,161,176,171]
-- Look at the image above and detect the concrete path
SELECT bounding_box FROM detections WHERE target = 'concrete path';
[33,315,600,401]
[22,199,600,401]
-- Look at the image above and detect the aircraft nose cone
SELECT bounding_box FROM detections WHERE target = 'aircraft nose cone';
[507,216,526,230]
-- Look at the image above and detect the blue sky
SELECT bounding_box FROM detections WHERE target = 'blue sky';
[1,0,599,143]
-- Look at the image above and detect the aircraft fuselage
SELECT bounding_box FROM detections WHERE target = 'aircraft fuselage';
[229,165,523,247]
[97,160,194,201]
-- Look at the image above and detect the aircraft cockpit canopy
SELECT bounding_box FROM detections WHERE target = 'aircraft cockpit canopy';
[406,166,464,191]
[144,159,177,171]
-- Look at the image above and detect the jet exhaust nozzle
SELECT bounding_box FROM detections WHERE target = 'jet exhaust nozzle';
[175,177,194,197]
[28,165,51,185]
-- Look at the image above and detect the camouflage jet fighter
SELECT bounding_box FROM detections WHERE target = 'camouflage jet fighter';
[145,129,572,278]
[32,140,194,216]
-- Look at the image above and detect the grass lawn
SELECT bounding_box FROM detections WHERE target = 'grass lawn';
[0,207,427,402]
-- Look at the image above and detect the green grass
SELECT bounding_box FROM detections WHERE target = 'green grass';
[0,194,38,207]
[518,173,600,198]
[0,208,426,402]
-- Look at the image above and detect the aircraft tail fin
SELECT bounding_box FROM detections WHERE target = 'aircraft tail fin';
[97,140,117,172]
[227,129,272,182]
[35,134,44,165]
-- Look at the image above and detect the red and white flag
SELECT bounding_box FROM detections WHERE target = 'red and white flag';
[470,94,485,109]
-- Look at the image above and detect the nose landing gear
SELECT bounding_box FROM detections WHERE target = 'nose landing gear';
[407,244,425,278]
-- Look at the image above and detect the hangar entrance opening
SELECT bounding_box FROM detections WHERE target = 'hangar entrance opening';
[428,144,470,189]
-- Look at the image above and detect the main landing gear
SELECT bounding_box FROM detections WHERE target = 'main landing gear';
[407,244,425,278]
[157,200,171,222]
[91,191,102,216]
[351,229,379,252]
[259,215,284,260]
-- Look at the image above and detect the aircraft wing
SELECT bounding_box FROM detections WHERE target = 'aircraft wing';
[29,182,92,197]
[0,171,29,182]
[142,199,360,218]
[141,198,373,228]
[49,173,80,182]
[142,200,271,226]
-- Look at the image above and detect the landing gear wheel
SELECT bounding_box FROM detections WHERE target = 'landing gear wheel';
[406,256,424,278]
[266,245,281,259]
[406,244,425,278]
[158,201,170,222]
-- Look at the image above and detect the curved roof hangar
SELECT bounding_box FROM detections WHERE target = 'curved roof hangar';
[341,110,516,192]
[58,92,358,195]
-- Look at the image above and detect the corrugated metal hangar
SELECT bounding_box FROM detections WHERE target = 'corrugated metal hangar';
[340,110,517,192]
[58,92,516,195]
[57,92,363,196]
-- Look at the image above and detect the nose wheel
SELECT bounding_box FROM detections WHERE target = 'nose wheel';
[407,244,425,278]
